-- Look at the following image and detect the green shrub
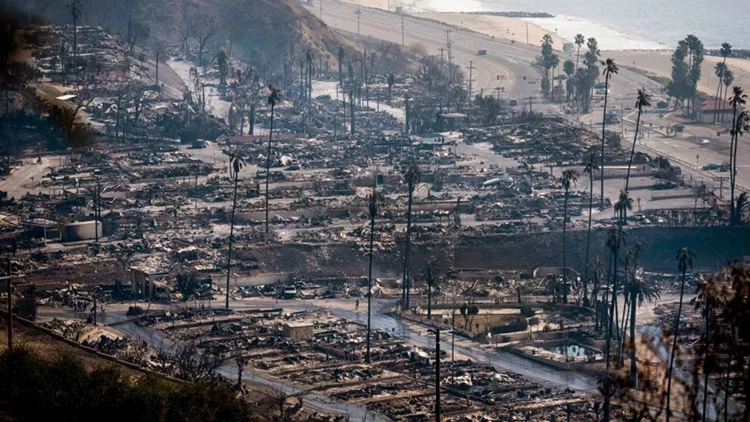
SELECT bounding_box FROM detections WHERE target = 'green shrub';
[0,347,252,422]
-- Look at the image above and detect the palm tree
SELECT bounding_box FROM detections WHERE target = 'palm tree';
[617,239,645,364]
[366,183,384,363]
[624,267,660,382]
[560,169,579,304]
[666,247,696,422]
[712,63,728,123]
[225,153,246,309]
[712,43,731,124]
[574,34,585,70]
[424,263,439,320]
[721,70,734,123]
[401,164,422,309]
[549,54,560,101]
[600,58,619,210]
[729,87,747,224]
[582,153,599,307]
[625,90,651,192]
[730,110,750,225]
[685,35,704,118]
[563,60,575,103]
[603,225,626,422]
[614,190,633,225]
[265,85,282,236]
[695,274,717,422]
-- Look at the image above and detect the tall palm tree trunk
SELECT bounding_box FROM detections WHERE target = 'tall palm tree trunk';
[629,289,638,382]
[714,76,724,124]
[702,304,710,422]
[225,173,239,309]
[562,189,569,304]
[583,175,594,307]
[600,76,610,210]
[402,184,414,309]
[603,248,618,422]
[729,104,738,224]
[625,107,642,192]
[665,267,688,422]
[617,295,630,367]
[366,197,376,363]
[265,104,274,235]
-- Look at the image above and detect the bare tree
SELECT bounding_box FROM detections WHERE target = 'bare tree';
[190,14,219,68]
[126,16,150,53]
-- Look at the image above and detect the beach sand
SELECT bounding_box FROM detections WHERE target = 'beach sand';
[606,50,750,97]
[345,0,750,98]
[417,12,568,48]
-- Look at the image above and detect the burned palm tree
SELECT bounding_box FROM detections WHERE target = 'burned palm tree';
[623,264,659,382]
[402,164,422,309]
[625,89,651,192]
[582,153,599,307]
[226,153,246,309]
[366,182,384,363]
[599,58,618,210]
[614,190,633,226]
[666,247,696,422]
[603,225,626,422]
[560,169,579,304]
[265,85,282,236]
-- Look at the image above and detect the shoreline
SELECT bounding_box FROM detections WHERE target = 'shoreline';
[343,0,750,97]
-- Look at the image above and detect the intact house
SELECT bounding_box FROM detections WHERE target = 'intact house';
[698,98,737,123]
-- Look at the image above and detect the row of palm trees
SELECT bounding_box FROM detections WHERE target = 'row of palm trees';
[225,85,282,309]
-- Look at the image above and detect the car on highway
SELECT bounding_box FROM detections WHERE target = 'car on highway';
[477,49,487,55]
[702,163,720,171]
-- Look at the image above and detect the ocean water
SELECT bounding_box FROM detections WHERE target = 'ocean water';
[406,0,750,51]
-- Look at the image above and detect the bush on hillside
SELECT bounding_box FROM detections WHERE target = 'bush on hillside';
[0,347,253,422]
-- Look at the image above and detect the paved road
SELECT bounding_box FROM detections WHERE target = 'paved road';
[313,1,750,207]
[0,156,62,200]
[313,1,661,111]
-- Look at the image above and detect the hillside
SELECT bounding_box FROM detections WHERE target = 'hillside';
[16,0,414,73]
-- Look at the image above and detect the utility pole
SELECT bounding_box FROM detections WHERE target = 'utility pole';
[356,6,361,35]
[320,0,322,19]
[529,96,533,113]
[439,47,445,64]
[3,258,12,351]
[467,61,475,105]
[446,30,452,82]
[94,179,100,244]
[526,22,530,45]
[401,13,405,46]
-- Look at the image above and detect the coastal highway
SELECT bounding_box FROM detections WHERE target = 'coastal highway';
[310,0,660,111]
[309,0,750,200]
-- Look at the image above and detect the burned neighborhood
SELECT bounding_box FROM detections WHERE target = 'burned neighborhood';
[1,0,750,421]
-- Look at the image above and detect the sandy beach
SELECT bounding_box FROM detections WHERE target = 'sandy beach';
[343,0,750,98]
[417,12,567,48]
[605,50,750,97]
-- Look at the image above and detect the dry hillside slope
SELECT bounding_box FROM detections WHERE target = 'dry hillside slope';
[14,0,414,73]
